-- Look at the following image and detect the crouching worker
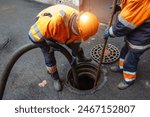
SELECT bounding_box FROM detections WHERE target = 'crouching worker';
[28,4,99,91]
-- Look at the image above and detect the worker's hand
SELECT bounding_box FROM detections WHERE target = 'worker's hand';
[71,56,77,65]
[110,4,121,14]
[114,4,121,14]
[103,28,110,39]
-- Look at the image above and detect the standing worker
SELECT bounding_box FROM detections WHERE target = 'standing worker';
[28,4,99,91]
[104,0,150,89]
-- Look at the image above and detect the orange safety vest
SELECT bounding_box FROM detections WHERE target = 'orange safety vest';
[109,0,150,51]
[119,0,150,28]
[29,4,81,44]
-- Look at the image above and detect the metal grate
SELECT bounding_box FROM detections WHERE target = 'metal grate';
[90,44,120,64]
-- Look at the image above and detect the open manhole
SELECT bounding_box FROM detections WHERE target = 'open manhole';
[90,44,120,64]
[65,63,107,95]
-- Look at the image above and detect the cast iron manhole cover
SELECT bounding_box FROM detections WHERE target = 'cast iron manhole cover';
[90,44,120,64]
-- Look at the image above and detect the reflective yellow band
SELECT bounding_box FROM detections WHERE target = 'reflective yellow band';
[118,15,136,29]
[29,23,44,42]
[109,26,115,37]
[127,41,150,50]
[33,23,44,39]
[28,31,38,42]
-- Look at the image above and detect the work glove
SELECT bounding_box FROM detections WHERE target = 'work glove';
[103,28,110,39]
[71,56,77,65]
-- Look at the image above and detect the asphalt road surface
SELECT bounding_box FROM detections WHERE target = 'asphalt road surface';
[0,0,150,100]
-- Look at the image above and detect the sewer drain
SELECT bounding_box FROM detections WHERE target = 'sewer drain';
[65,63,107,95]
[90,44,120,64]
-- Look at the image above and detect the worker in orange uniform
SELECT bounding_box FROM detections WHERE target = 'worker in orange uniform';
[28,4,99,91]
[104,0,150,89]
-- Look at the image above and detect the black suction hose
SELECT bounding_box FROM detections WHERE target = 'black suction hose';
[0,42,78,99]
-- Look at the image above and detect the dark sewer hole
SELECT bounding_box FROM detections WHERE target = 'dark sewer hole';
[71,74,95,90]
[65,63,106,95]
[68,72,95,91]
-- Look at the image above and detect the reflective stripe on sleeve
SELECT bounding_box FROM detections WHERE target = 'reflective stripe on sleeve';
[118,15,136,29]
[28,31,38,42]
[145,19,150,23]
[127,41,150,51]
[33,23,44,39]
[59,10,66,17]
[59,10,69,28]
[109,26,115,37]
[28,23,45,42]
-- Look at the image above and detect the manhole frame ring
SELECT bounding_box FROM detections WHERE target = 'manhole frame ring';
[65,63,106,95]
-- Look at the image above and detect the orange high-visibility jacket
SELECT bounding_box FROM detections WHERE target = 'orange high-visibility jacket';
[120,0,150,27]
[109,0,150,51]
[29,4,80,44]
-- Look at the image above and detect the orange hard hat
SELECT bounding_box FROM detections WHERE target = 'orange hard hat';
[77,12,99,41]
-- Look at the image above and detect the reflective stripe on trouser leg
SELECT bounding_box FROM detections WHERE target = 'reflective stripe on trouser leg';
[119,58,124,69]
[47,66,61,91]
[119,42,128,69]
[123,50,143,82]
[38,41,59,79]
[42,47,59,79]
[46,65,57,73]
[47,66,59,80]
[123,71,136,82]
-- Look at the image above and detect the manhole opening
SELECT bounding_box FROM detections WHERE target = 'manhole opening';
[65,63,106,95]
[69,74,95,90]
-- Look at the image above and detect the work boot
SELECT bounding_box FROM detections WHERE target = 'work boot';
[78,48,92,62]
[117,80,134,90]
[49,71,63,92]
[52,78,62,92]
[110,65,123,73]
